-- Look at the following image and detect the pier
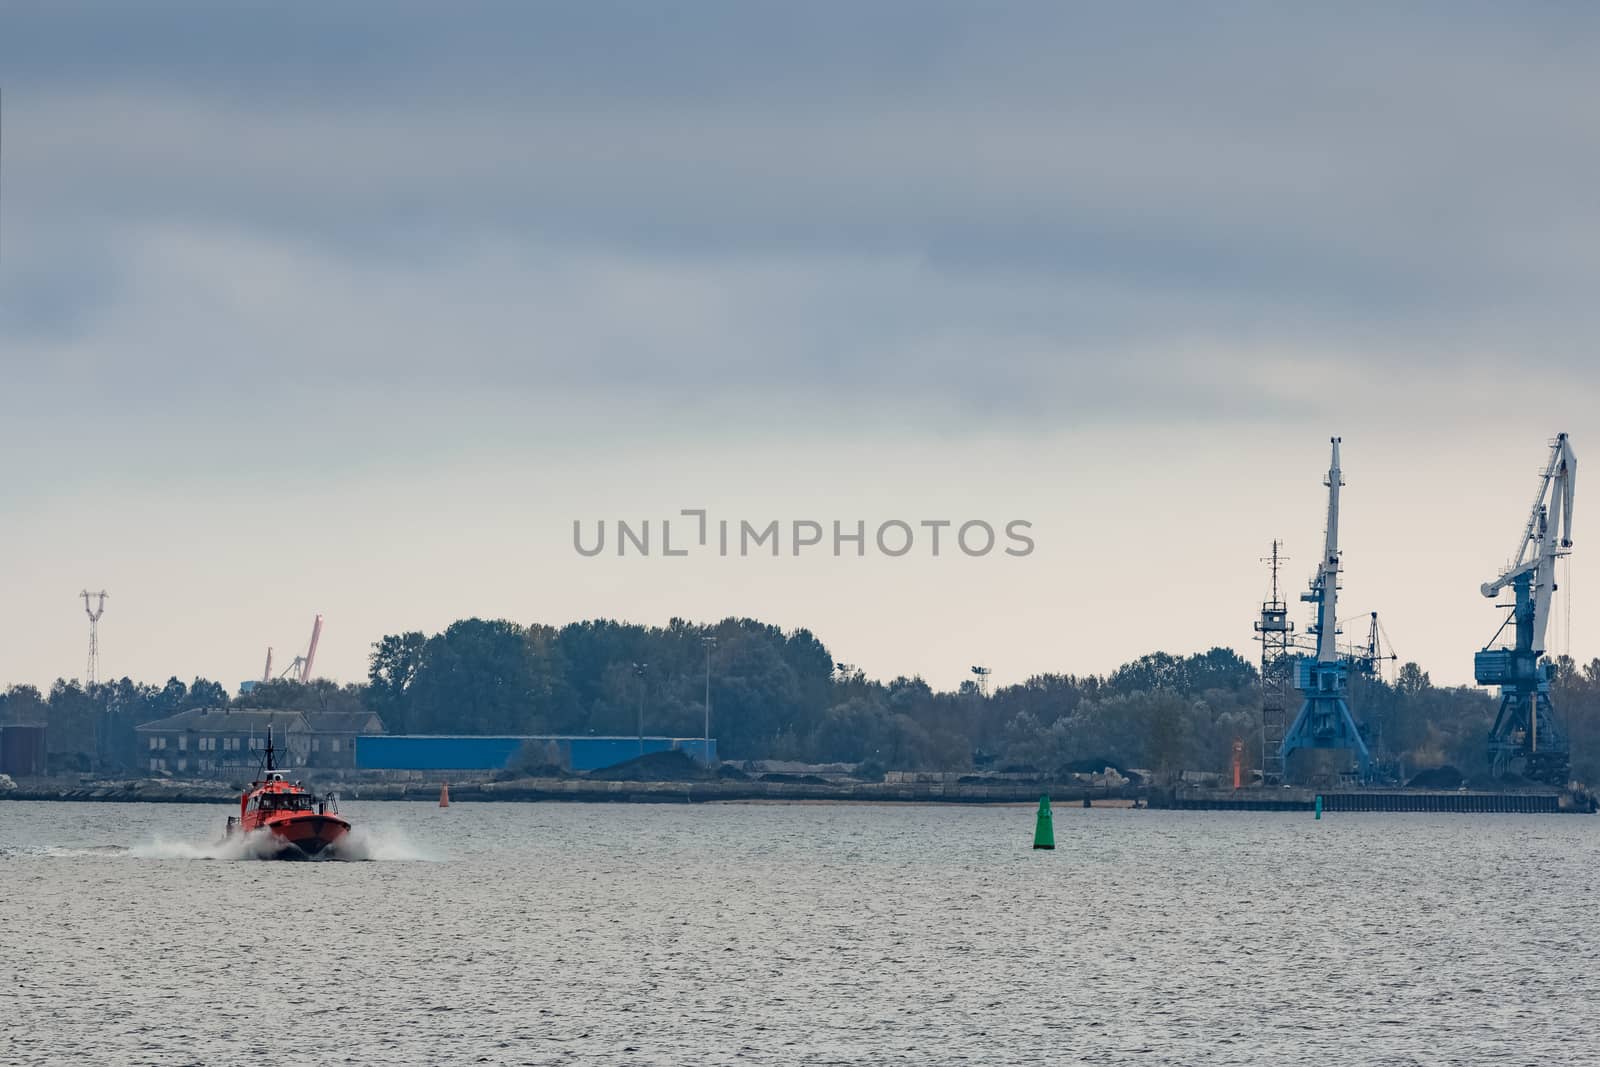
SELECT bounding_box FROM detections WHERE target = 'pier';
[1161,787,1589,814]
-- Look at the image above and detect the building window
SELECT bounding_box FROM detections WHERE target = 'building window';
[176,759,187,772]
[311,738,320,752]
[331,739,341,753]
[159,737,168,750]
[150,758,159,771]
[178,736,187,752]
[149,738,158,751]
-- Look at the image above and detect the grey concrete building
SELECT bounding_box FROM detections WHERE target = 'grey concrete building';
[133,707,384,775]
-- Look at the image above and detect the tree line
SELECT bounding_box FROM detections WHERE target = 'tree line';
[6,615,1600,786]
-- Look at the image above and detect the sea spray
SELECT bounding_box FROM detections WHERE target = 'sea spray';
[120,823,436,862]
[132,830,290,861]
[328,823,436,862]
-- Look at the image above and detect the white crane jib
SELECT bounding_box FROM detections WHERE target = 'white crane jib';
[1480,433,1576,656]
[1281,435,1371,777]
[1307,437,1343,662]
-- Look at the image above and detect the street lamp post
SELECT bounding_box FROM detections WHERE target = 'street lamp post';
[632,661,648,755]
[702,636,717,766]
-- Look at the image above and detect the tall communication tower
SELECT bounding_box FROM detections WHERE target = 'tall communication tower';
[1254,543,1293,784]
[81,589,109,686]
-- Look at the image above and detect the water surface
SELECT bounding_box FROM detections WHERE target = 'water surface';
[3,800,1597,1065]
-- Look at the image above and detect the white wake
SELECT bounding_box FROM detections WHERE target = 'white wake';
[130,824,434,862]
[326,824,435,862]
[132,829,297,861]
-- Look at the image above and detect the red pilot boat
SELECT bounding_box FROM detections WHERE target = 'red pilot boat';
[225,727,349,857]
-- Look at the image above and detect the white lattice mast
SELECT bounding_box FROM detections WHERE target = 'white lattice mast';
[80,589,109,686]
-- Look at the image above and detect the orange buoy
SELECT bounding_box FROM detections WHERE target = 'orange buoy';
[439,782,450,808]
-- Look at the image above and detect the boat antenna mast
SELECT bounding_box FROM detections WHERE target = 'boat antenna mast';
[253,723,279,782]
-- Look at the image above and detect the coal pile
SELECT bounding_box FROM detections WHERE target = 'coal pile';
[587,750,709,782]
[1406,765,1464,790]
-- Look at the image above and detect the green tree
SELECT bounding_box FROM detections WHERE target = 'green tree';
[0,684,47,725]
[367,631,427,732]
[46,680,97,764]
[405,619,543,734]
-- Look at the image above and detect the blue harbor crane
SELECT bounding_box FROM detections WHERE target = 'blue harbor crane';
[1279,438,1373,778]
[1475,433,1576,785]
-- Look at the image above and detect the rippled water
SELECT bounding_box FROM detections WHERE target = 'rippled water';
[2,800,1598,1065]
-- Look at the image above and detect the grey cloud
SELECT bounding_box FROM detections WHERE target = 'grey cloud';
[5,2,1600,434]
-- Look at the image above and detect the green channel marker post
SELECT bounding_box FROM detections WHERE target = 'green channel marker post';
[1033,794,1055,850]
[1315,795,1323,820]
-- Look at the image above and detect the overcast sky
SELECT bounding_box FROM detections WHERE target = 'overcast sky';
[3,3,1598,694]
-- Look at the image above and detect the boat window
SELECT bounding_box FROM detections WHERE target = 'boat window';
[256,793,318,812]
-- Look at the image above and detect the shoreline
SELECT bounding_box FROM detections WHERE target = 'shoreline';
[6,780,1586,813]
[0,777,1129,806]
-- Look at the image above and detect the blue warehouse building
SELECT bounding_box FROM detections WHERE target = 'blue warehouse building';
[356,734,717,773]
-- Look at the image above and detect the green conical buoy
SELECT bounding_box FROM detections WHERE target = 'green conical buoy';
[1033,794,1055,850]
